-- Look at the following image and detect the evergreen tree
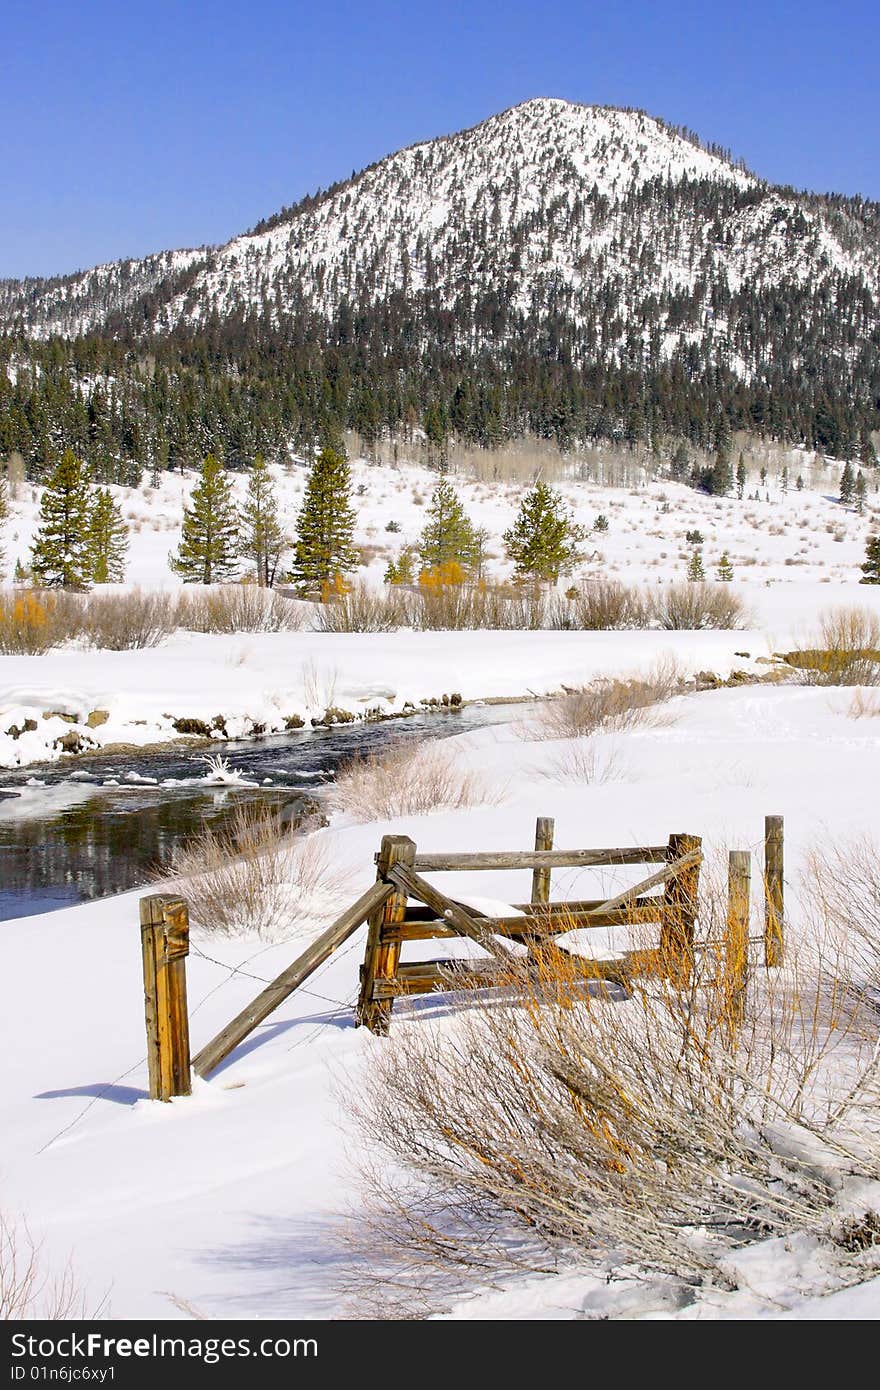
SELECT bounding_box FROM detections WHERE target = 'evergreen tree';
[241,454,286,586]
[716,551,734,582]
[781,465,789,493]
[31,449,94,588]
[503,481,587,583]
[860,535,880,585]
[88,488,128,583]
[416,480,478,573]
[670,442,690,481]
[384,546,416,585]
[687,548,706,582]
[840,461,855,504]
[796,475,804,490]
[290,446,358,593]
[736,453,746,500]
[709,423,733,495]
[854,471,867,515]
[170,454,239,584]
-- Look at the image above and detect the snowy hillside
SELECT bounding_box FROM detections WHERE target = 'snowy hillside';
[2,98,878,375]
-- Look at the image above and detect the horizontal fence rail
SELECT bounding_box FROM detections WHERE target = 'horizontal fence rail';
[138,815,785,1093]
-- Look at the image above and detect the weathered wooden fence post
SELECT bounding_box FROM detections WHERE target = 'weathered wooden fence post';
[726,850,751,1024]
[764,814,784,968]
[660,833,702,986]
[357,835,416,1035]
[140,895,191,1101]
[531,817,555,906]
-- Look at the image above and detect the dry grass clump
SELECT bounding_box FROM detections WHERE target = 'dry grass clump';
[653,581,747,630]
[534,657,683,740]
[166,803,347,941]
[540,738,627,784]
[176,585,304,634]
[332,741,501,822]
[786,606,880,686]
[1,1211,95,1320]
[351,872,880,1310]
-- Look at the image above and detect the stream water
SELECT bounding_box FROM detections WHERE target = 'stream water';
[0,704,518,921]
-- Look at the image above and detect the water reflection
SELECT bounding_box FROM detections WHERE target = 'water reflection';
[0,704,516,921]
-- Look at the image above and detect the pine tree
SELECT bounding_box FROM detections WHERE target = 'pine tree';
[716,551,734,582]
[290,446,359,593]
[170,454,239,584]
[88,488,128,583]
[687,548,706,582]
[736,454,746,500]
[710,442,733,497]
[796,475,804,490]
[860,535,880,585]
[384,547,416,585]
[781,465,789,493]
[854,471,867,515]
[241,455,286,586]
[840,461,855,505]
[503,481,587,583]
[30,449,94,588]
[416,480,478,573]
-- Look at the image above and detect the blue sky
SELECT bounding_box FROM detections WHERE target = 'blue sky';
[2,0,878,279]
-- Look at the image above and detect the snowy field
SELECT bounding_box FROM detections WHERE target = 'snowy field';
[1,447,879,769]
[2,451,880,1320]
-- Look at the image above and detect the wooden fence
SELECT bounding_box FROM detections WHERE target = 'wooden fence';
[138,814,785,1100]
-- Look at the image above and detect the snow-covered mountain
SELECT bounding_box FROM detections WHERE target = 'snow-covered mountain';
[2,97,878,366]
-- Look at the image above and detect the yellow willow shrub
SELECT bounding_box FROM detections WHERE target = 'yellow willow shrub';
[0,591,58,653]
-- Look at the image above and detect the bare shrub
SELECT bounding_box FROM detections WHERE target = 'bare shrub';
[313,584,406,633]
[533,657,683,740]
[351,882,880,1308]
[80,589,178,650]
[652,582,747,630]
[166,804,348,941]
[1,1212,95,1320]
[847,689,880,719]
[540,738,626,784]
[787,607,880,686]
[332,742,501,822]
[408,582,548,632]
[805,836,880,994]
[560,579,652,630]
[176,585,304,634]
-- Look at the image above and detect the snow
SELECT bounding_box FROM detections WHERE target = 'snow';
[3,452,880,1319]
[4,98,876,360]
[3,673,880,1318]
[2,448,879,769]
